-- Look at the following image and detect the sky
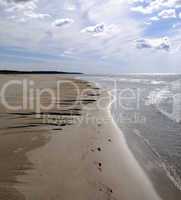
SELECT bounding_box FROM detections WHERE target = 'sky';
[0,0,181,74]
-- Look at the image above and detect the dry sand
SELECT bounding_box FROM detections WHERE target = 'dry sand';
[0,75,161,200]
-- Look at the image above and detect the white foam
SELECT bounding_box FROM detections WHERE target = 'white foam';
[146,82,181,123]
[134,129,181,191]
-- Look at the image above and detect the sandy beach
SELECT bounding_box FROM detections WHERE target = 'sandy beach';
[0,75,161,200]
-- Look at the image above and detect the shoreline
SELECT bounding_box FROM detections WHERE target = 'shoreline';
[106,92,162,200]
[81,74,181,200]
[15,78,161,200]
[0,75,161,199]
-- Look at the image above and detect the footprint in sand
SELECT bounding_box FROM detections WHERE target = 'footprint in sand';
[97,147,101,152]
[97,123,102,127]
[98,183,116,200]
[94,161,103,172]
[90,147,101,153]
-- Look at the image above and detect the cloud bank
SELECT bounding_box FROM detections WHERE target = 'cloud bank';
[0,0,180,73]
[136,37,171,51]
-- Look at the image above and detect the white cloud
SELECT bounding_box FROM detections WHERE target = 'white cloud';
[131,6,151,14]
[149,9,177,22]
[81,23,122,39]
[1,0,50,22]
[136,37,171,51]
[23,11,51,19]
[52,18,74,27]
[82,0,130,23]
[158,9,176,19]
[179,12,181,18]
[131,0,181,14]
[81,23,105,34]
[63,1,76,11]
[150,16,160,21]
[5,0,38,12]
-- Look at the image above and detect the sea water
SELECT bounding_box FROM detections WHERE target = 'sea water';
[79,74,181,200]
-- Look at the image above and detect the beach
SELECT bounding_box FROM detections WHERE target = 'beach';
[81,74,181,200]
[0,75,161,200]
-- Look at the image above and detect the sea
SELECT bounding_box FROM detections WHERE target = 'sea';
[79,74,181,200]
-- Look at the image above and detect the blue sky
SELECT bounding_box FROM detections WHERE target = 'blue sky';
[0,0,181,73]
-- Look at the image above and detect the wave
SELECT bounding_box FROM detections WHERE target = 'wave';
[146,80,181,123]
[133,129,181,192]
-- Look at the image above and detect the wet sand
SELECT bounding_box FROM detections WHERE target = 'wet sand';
[0,75,161,200]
